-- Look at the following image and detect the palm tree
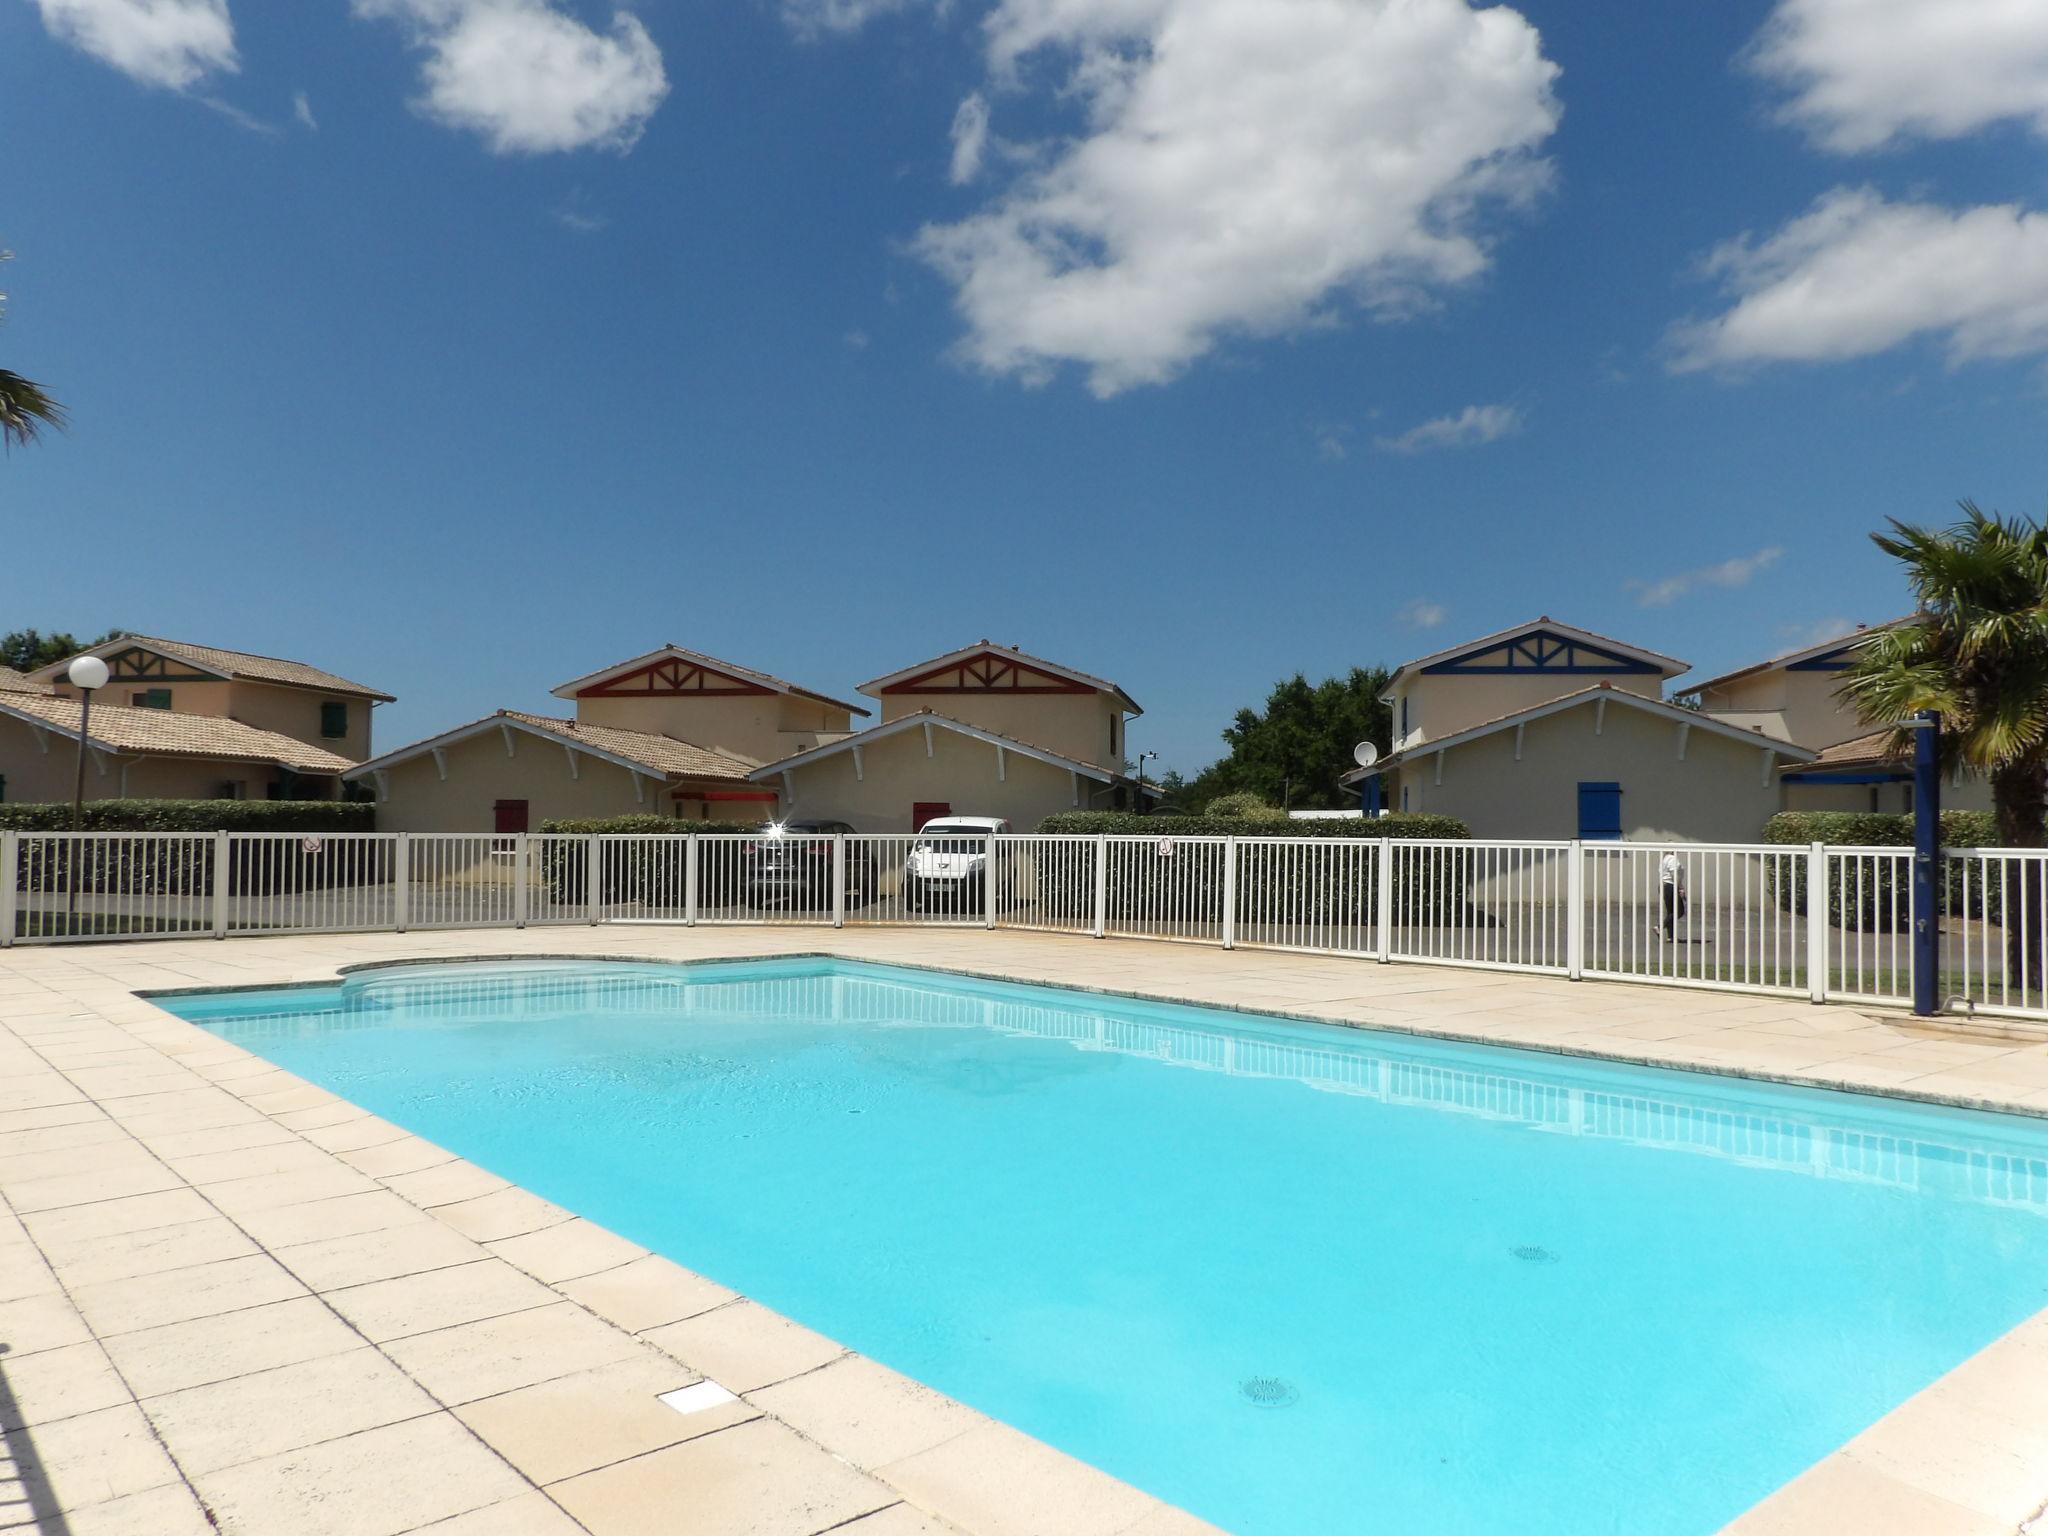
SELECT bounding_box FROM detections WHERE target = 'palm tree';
[1838,502,2048,978]
[0,368,65,450]
[0,252,64,450]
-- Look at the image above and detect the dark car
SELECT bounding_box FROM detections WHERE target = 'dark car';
[744,821,878,909]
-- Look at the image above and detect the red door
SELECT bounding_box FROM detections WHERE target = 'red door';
[912,802,950,830]
[493,799,530,835]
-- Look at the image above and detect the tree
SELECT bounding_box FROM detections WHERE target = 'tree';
[0,254,63,451]
[1838,502,2048,975]
[0,630,124,673]
[1179,667,1393,812]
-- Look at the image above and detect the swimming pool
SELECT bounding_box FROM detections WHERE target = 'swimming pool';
[161,957,2048,1535]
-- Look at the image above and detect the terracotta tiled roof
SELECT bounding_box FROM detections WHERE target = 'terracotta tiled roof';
[0,665,53,695]
[497,712,759,782]
[550,646,869,716]
[753,708,1160,791]
[0,693,357,774]
[1805,730,1906,768]
[38,636,394,701]
[859,643,1142,714]
[1689,617,1918,696]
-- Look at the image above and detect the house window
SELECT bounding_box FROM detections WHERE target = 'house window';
[320,702,349,739]
[131,688,171,710]
[0,773,7,802]
[494,800,530,835]
[1577,781,1623,841]
[1109,715,1119,760]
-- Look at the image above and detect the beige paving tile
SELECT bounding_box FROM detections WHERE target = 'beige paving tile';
[382,1299,649,1405]
[20,1188,217,1246]
[140,1345,440,1474]
[50,1483,217,1536]
[231,1188,434,1249]
[41,1216,260,1288]
[193,1412,531,1536]
[557,1253,737,1334]
[1843,1388,2048,1524]
[1121,1505,1233,1536]
[0,1290,94,1357]
[455,1352,749,1485]
[68,1253,308,1336]
[829,1507,962,1536]
[404,1490,590,1534]
[487,1217,648,1285]
[165,1137,340,1185]
[3,1160,184,1214]
[430,1184,571,1240]
[385,1160,515,1211]
[551,1417,896,1536]
[0,1242,59,1302]
[100,1295,365,1397]
[276,1217,486,1292]
[750,1354,986,1471]
[877,1422,1158,1536]
[1725,1449,2006,1535]
[201,1162,382,1214]
[132,1119,300,1159]
[642,1300,846,1392]
[0,1339,133,1429]
[0,1117,125,1157]
[20,1401,182,1511]
[339,1135,458,1178]
[325,1257,559,1343]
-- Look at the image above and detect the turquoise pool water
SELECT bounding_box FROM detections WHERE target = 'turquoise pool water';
[162,958,2048,1535]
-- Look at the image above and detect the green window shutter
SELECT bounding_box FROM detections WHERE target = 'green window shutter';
[320,702,349,739]
[132,689,171,710]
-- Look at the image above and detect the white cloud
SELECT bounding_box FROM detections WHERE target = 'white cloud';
[356,0,669,155]
[1778,615,1858,650]
[1312,423,1352,461]
[1630,547,1784,609]
[915,0,1561,396]
[31,0,236,90]
[1373,402,1523,454]
[1670,188,2048,372]
[1398,598,1448,629]
[293,90,318,130]
[1748,0,2048,153]
[779,0,914,37]
[949,92,990,185]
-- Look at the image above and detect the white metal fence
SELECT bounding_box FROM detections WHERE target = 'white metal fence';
[6,830,2047,1024]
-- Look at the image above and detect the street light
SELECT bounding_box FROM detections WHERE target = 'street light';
[1135,749,1159,814]
[67,655,109,832]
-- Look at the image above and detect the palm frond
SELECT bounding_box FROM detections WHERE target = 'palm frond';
[0,369,65,449]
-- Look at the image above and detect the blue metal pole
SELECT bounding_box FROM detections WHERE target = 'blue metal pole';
[1363,774,1383,816]
[1912,710,1941,1016]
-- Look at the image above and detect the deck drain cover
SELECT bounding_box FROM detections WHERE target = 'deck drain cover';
[1240,1376,1298,1408]
[1511,1244,1559,1264]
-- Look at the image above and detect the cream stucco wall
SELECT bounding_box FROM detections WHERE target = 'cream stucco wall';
[368,730,675,833]
[49,678,373,761]
[875,692,1124,770]
[573,693,851,766]
[1700,667,1866,750]
[774,726,1110,832]
[1391,670,1664,752]
[1390,701,1787,842]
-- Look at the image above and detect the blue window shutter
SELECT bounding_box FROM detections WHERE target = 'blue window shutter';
[1577,781,1622,840]
[320,702,349,739]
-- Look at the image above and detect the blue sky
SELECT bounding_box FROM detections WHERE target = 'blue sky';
[3,0,2046,774]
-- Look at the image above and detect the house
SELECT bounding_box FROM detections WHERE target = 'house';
[1349,619,1817,841]
[348,645,866,832]
[748,642,1155,832]
[1688,619,1992,814]
[0,691,358,804]
[0,636,391,804]
[31,635,393,762]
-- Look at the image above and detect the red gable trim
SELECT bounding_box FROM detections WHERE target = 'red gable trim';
[580,657,774,699]
[883,651,1093,696]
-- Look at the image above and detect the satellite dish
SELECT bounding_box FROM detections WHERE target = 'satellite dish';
[1352,741,1380,768]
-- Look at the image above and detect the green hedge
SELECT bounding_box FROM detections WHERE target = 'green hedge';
[1763,811,2005,928]
[1036,812,1468,839]
[0,799,375,833]
[537,816,763,904]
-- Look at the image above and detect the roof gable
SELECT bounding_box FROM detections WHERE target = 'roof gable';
[1689,617,1916,694]
[549,646,869,716]
[31,635,394,701]
[1388,619,1688,693]
[345,711,758,784]
[0,694,355,774]
[860,643,1140,714]
[750,709,1148,786]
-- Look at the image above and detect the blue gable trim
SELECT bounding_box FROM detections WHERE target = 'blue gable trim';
[1781,769,1910,785]
[1785,639,1869,672]
[1422,629,1662,677]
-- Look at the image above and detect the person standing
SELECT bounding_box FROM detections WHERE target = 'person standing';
[1660,849,1686,940]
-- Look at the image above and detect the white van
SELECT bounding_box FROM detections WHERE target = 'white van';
[903,816,1012,911]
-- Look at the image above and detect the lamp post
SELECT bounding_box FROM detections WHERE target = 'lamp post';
[1135,750,1158,814]
[65,655,109,927]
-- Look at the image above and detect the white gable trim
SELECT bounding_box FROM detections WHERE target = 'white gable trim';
[749,712,1121,785]
[858,643,1141,715]
[1384,619,1689,696]
[547,645,869,715]
[343,714,670,784]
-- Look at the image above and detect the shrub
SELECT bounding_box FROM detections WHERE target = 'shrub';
[1201,791,1289,823]
[1763,810,2004,928]
[536,816,763,905]
[0,799,375,833]
[1036,811,1469,840]
[3,800,380,898]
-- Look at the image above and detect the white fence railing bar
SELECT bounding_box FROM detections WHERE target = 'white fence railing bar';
[11,830,2048,1024]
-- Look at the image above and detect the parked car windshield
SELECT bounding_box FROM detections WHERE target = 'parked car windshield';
[915,833,987,851]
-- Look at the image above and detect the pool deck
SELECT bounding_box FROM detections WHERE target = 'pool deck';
[3,926,2048,1536]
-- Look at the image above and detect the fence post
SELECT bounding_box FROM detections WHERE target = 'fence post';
[985,833,999,929]
[513,834,530,929]
[1375,838,1393,962]
[0,830,16,948]
[832,834,846,930]
[1221,836,1238,950]
[1807,841,1828,1004]
[393,833,410,933]
[1092,835,1108,939]
[1566,839,1584,980]
[685,835,700,927]
[211,831,230,938]
[586,837,602,926]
